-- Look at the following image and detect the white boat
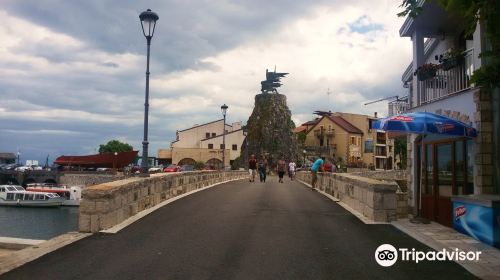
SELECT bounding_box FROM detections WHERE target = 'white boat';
[25,183,82,206]
[0,185,64,207]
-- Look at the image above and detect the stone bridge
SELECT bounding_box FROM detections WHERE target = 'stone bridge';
[0,170,60,186]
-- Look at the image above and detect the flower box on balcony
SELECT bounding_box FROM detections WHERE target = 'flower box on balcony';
[415,63,439,81]
[441,56,464,71]
[437,48,465,71]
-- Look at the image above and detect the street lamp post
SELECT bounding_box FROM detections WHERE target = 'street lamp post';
[243,130,248,170]
[221,104,228,170]
[113,152,118,170]
[139,9,159,176]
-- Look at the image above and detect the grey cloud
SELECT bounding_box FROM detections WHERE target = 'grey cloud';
[2,0,333,72]
[100,61,119,68]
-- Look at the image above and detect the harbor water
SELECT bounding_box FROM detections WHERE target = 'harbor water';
[0,207,79,240]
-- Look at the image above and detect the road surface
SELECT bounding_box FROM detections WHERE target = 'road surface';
[1,177,477,280]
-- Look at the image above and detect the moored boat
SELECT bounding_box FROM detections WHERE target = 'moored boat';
[26,183,82,206]
[0,185,64,207]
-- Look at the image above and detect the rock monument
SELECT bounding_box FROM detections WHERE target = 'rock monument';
[242,68,299,167]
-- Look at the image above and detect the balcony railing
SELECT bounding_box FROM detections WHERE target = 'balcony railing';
[305,146,335,155]
[417,48,474,105]
[388,100,410,116]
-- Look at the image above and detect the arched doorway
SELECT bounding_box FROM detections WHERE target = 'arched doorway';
[44,179,57,185]
[6,177,19,185]
[206,158,223,170]
[178,158,196,166]
[22,178,36,187]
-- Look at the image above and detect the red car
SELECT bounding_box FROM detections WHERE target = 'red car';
[163,164,181,172]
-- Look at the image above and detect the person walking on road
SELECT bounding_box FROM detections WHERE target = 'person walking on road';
[277,156,287,183]
[258,155,268,182]
[288,160,296,181]
[248,154,257,182]
[311,157,324,190]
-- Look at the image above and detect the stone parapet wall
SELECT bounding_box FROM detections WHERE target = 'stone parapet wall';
[396,192,408,219]
[350,170,407,181]
[296,171,398,222]
[60,173,127,187]
[79,171,247,232]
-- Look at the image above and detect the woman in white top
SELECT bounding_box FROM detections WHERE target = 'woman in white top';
[288,161,296,180]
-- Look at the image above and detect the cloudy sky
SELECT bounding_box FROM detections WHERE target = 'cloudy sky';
[0,0,411,164]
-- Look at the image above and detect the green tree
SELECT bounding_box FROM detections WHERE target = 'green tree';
[398,0,500,89]
[98,140,133,154]
[297,131,307,147]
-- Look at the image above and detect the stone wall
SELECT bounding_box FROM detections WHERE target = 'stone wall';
[296,171,398,222]
[60,173,127,187]
[350,170,407,181]
[350,170,408,218]
[79,171,247,232]
[473,88,497,194]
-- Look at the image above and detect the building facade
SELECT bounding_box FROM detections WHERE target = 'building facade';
[300,112,394,170]
[399,1,499,227]
[157,119,246,168]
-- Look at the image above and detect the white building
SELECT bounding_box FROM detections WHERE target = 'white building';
[158,119,246,168]
[399,1,498,227]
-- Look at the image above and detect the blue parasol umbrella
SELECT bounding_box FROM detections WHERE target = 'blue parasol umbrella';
[372,112,477,224]
[372,112,477,137]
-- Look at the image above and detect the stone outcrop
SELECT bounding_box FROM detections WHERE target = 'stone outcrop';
[243,93,299,166]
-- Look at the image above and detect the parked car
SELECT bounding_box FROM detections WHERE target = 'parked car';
[130,166,141,174]
[96,167,111,172]
[14,166,33,172]
[5,164,21,170]
[148,166,163,173]
[163,164,180,172]
[180,165,194,172]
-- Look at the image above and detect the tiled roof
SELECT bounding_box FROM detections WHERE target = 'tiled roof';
[302,119,319,126]
[326,115,363,135]
[293,126,307,133]
[177,119,229,133]
[200,129,244,141]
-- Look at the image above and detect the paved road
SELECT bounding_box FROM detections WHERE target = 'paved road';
[1,177,476,280]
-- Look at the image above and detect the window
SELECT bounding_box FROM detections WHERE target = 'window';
[208,144,213,149]
[6,193,13,200]
[364,139,374,153]
[206,132,210,138]
[232,144,237,151]
[0,187,4,192]
[212,133,216,137]
[350,136,356,145]
[220,144,225,149]
[328,125,332,131]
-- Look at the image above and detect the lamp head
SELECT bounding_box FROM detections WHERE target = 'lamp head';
[139,9,159,39]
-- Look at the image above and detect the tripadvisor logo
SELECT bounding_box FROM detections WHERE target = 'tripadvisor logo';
[375,244,398,267]
[375,244,482,267]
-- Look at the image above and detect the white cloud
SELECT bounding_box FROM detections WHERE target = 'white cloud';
[150,1,411,127]
[0,1,413,162]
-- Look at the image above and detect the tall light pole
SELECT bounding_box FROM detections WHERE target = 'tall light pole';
[139,9,159,176]
[221,104,228,170]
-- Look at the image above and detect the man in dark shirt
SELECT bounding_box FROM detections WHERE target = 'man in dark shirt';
[258,155,268,182]
[248,154,257,182]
